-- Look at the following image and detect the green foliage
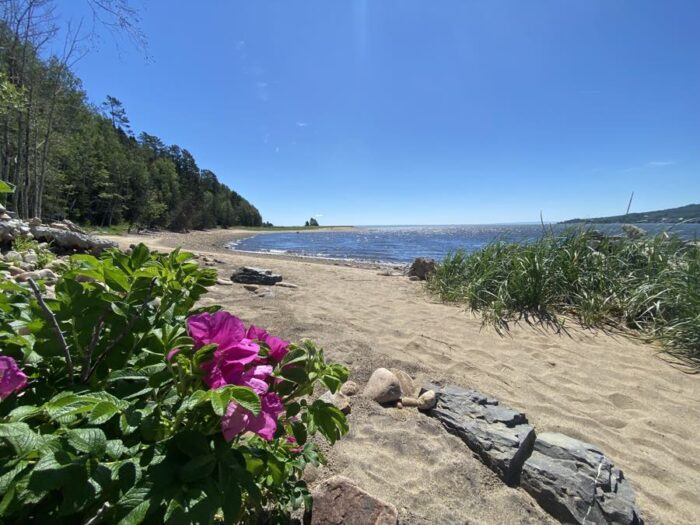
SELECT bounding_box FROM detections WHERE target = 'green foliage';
[0,20,263,228]
[427,230,700,362]
[0,244,349,523]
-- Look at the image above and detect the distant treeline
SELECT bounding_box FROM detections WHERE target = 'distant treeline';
[562,203,700,225]
[0,7,262,230]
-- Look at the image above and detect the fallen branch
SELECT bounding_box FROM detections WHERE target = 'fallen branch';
[28,278,74,383]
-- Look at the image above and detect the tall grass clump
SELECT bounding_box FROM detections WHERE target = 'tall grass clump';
[427,229,700,363]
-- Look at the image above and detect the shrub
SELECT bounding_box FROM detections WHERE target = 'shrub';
[427,230,700,362]
[11,237,55,269]
[0,244,348,524]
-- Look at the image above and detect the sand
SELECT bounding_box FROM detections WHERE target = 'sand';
[106,229,700,525]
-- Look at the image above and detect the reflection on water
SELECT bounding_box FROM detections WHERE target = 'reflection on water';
[228,224,700,264]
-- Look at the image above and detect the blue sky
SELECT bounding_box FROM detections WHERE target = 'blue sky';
[58,1,699,225]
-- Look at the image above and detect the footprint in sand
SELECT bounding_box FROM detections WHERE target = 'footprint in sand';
[607,392,638,410]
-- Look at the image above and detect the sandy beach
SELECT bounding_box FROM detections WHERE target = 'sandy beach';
[106,229,700,525]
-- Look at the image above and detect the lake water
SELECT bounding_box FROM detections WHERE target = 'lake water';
[228,224,700,264]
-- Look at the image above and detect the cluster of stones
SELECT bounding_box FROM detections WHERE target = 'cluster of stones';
[0,249,61,284]
[0,211,116,255]
[362,367,436,411]
[424,383,643,525]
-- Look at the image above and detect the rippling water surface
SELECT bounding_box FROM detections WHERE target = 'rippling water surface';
[228,224,700,264]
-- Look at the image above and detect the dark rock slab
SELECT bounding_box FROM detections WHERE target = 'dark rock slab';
[406,257,436,280]
[424,383,535,485]
[230,266,282,285]
[521,432,642,525]
[311,476,398,525]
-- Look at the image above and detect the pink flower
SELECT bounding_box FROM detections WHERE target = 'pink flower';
[167,348,181,361]
[286,435,303,454]
[188,312,247,351]
[246,325,269,342]
[0,356,27,400]
[264,335,290,363]
[188,312,261,388]
[221,392,284,441]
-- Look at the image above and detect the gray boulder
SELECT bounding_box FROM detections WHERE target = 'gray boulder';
[424,383,535,485]
[521,432,642,525]
[407,257,436,280]
[230,266,282,285]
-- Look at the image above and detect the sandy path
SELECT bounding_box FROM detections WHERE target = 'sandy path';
[108,230,700,524]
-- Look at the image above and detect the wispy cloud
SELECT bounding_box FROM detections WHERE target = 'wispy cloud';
[256,81,269,102]
[648,160,676,167]
[296,122,308,128]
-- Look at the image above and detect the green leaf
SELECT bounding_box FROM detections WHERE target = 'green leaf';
[7,405,42,422]
[0,422,40,455]
[177,390,209,414]
[0,180,14,193]
[211,386,260,417]
[89,401,120,424]
[67,428,107,456]
[178,455,216,483]
[280,365,308,384]
[192,343,217,367]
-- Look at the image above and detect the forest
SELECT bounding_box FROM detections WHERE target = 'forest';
[0,0,262,230]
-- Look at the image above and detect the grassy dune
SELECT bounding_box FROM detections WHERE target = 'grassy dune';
[427,229,700,363]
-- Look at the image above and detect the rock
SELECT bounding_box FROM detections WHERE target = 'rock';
[340,380,359,396]
[408,275,420,282]
[230,266,283,285]
[215,278,233,286]
[390,368,416,398]
[255,290,276,299]
[407,257,436,280]
[320,391,351,415]
[311,476,398,525]
[4,250,21,263]
[22,250,37,264]
[0,213,11,221]
[7,266,23,276]
[363,368,402,404]
[48,222,69,231]
[36,268,57,283]
[417,389,437,411]
[19,262,35,271]
[521,432,642,525]
[275,282,299,288]
[28,217,42,227]
[400,396,421,408]
[30,225,116,255]
[425,383,535,486]
[243,284,258,292]
[14,271,40,282]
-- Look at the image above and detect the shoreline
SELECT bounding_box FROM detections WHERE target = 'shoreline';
[103,227,405,270]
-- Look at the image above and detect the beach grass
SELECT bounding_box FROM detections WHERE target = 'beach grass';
[427,229,700,363]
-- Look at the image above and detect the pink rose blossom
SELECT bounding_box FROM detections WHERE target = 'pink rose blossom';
[221,392,284,441]
[264,335,290,363]
[167,348,181,361]
[246,325,269,342]
[0,356,27,400]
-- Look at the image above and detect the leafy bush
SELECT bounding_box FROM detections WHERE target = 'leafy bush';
[427,230,700,362]
[0,244,348,524]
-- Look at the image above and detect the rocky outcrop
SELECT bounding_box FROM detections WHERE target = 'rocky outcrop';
[311,476,398,525]
[406,257,436,280]
[0,216,115,254]
[230,266,283,285]
[424,384,535,486]
[30,225,116,254]
[521,432,642,525]
[363,368,402,404]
